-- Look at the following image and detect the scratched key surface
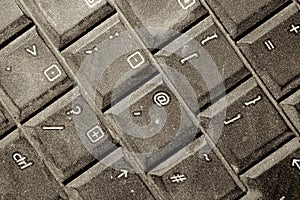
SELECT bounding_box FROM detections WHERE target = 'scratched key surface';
[238,4,300,99]
[199,78,294,173]
[0,27,72,121]
[0,129,67,199]
[23,88,118,182]
[156,16,250,111]
[23,0,114,48]
[116,0,207,47]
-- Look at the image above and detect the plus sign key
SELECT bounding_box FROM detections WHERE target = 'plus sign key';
[289,24,299,34]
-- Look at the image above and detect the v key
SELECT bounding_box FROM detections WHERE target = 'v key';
[25,44,37,56]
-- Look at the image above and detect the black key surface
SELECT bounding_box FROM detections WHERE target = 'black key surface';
[116,0,207,47]
[0,130,66,199]
[200,78,294,173]
[238,4,300,99]
[206,0,289,39]
[0,27,72,121]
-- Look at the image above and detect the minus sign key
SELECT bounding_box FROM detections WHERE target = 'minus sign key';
[41,125,65,130]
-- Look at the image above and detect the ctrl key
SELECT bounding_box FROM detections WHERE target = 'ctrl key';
[0,130,66,199]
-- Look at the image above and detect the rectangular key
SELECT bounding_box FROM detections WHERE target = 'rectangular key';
[206,0,290,39]
[67,149,155,200]
[24,0,114,48]
[199,78,294,173]
[106,75,199,170]
[238,4,300,99]
[0,27,72,121]
[0,0,32,46]
[240,138,300,199]
[63,14,158,109]
[156,16,250,111]
[24,87,118,181]
[150,138,245,200]
[281,89,300,132]
[0,129,66,199]
[116,0,207,47]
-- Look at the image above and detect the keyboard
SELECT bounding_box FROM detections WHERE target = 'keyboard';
[0,0,299,199]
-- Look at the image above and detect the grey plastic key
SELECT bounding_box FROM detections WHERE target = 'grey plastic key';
[23,0,114,48]
[116,0,207,47]
[0,129,67,199]
[156,16,250,111]
[0,27,72,121]
[238,3,300,99]
[63,14,158,109]
[24,88,117,182]
[0,0,32,46]
[206,0,290,39]
[199,78,294,173]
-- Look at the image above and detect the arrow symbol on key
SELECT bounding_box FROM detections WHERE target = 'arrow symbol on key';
[117,170,128,178]
[25,44,37,57]
[291,158,300,171]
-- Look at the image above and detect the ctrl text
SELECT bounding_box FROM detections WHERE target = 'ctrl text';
[12,152,34,170]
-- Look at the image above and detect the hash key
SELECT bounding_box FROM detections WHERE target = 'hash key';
[23,0,114,48]
[0,129,66,199]
[206,0,290,39]
[238,4,300,99]
[0,27,72,121]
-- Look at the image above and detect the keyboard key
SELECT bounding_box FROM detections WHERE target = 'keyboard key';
[199,78,294,173]
[240,138,300,199]
[156,16,250,110]
[206,0,289,39]
[238,4,300,99]
[24,0,114,48]
[0,0,32,46]
[0,27,72,121]
[150,138,245,199]
[281,89,300,132]
[63,14,158,109]
[24,88,117,181]
[116,0,207,46]
[0,130,66,199]
[67,149,155,200]
[106,75,199,170]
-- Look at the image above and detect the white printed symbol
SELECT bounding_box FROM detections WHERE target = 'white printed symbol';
[66,105,82,119]
[244,95,262,107]
[177,0,196,9]
[290,24,299,34]
[280,197,286,200]
[109,32,119,39]
[44,64,62,82]
[42,125,65,130]
[86,125,104,143]
[25,44,37,57]
[180,53,199,64]
[153,92,170,107]
[291,158,300,171]
[12,152,33,170]
[203,154,211,162]
[264,39,275,51]
[201,33,218,45]
[84,0,101,8]
[133,111,142,117]
[85,47,98,55]
[224,114,241,125]
[170,174,187,183]
[127,51,145,69]
[117,170,128,178]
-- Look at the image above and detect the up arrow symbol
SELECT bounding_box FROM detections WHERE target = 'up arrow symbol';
[291,158,300,171]
[25,44,37,57]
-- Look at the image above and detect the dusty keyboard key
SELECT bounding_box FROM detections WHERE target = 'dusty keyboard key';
[0,130,66,199]
[281,89,300,132]
[24,88,118,181]
[24,0,114,48]
[238,4,300,99]
[200,78,294,173]
[150,139,245,200]
[116,0,207,46]
[0,0,32,46]
[0,27,72,121]
[156,16,250,110]
[63,14,158,109]
[67,150,155,200]
[206,0,290,39]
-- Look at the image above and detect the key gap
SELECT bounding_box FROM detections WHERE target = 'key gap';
[278,83,300,103]
[0,125,18,141]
